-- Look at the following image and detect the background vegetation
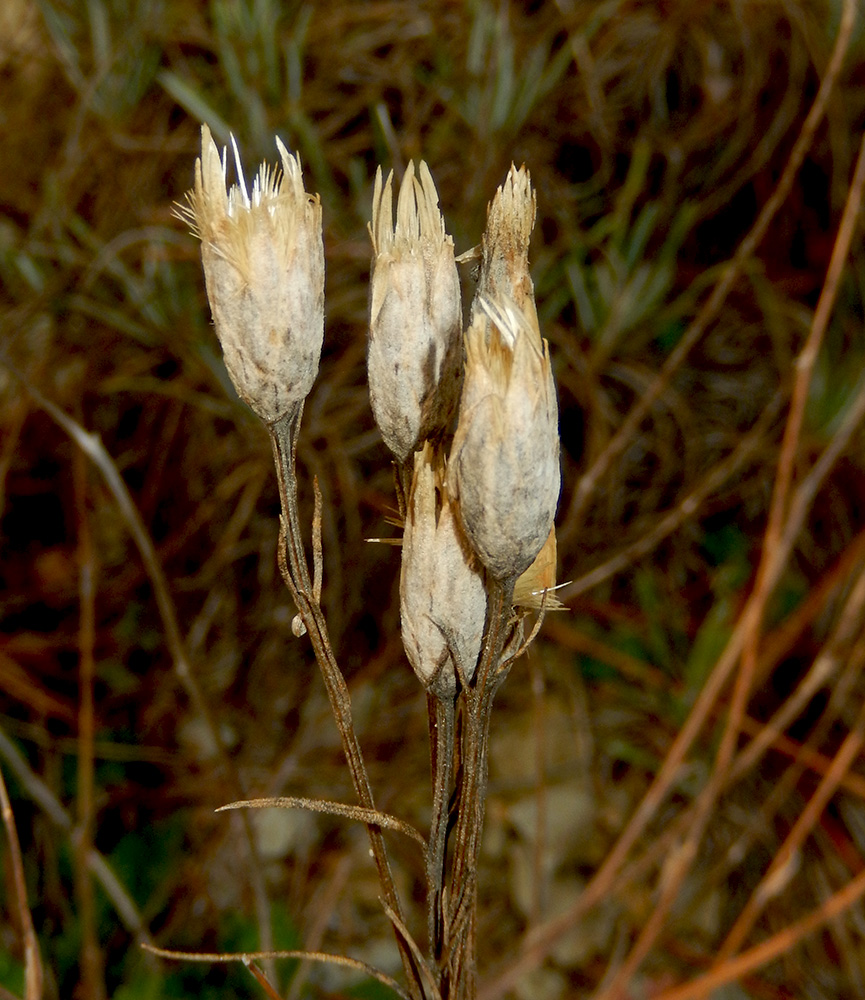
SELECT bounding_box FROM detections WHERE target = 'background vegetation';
[2,0,865,997]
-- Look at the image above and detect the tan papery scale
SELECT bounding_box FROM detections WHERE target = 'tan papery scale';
[513,526,564,610]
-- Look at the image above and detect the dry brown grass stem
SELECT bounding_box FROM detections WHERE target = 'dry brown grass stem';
[0,721,151,942]
[427,694,456,964]
[601,540,865,991]
[142,942,413,1000]
[4,361,276,972]
[549,546,865,994]
[445,577,515,999]
[752,521,865,688]
[285,855,353,1000]
[738,716,865,801]
[563,0,857,538]
[0,766,43,1000]
[565,388,783,599]
[381,899,445,1000]
[652,865,865,1000]
[595,121,865,1000]
[724,115,865,811]
[730,563,865,787]
[722,690,865,960]
[596,666,865,934]
[243,960,284,1000]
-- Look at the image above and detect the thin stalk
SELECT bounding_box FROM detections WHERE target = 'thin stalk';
[269,409,425,1000]
[0,765,43,1000]
[427,693,456,966]
[446,577,514,1000]
[72,442,104,1000]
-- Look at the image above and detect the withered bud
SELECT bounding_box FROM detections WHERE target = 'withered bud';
[401,444,486,697]
[449,297,560,581]
[472,164,537,323]
[368,161,462,462]
[179,124,324,423]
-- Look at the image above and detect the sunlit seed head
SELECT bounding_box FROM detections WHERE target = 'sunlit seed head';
[367,160,462,462]
[177,124,325,423]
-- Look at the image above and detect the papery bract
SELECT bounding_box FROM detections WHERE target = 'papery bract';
[368,162,462,462]
[401,444,486,696]
[449,298,560,581]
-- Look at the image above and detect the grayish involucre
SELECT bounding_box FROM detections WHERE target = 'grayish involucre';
[182,124,325,424]
[368,161,462,462]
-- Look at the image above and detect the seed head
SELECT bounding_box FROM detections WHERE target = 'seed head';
[179,124,324,423]
[401,444,486,697]
[449,297,560,581]
[368,161,462,462]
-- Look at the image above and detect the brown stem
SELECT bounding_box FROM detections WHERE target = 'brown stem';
[427,693,456,967]
[0,766,43,1000]
[446,576,514,1000]
[269,409,425,1000]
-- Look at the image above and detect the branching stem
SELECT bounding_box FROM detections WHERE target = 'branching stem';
[442,576,515,1000]
[269,407,426,1000]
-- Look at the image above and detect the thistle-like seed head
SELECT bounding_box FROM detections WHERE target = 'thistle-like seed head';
[400,444,486,697]
[449,297,560,581]
[368,161,462,462]
[179,124,324,423]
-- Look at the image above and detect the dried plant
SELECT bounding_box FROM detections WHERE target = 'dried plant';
[169,129,561,1000]
[5,2,865,999]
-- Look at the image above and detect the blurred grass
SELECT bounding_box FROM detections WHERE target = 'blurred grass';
[2,0,865,998]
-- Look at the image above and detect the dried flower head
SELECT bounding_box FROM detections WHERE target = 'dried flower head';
[449,297,560,581]
[401,444,486,697]
[368,161,462,462]
[472,163,537,322]
[179,124,324,423]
